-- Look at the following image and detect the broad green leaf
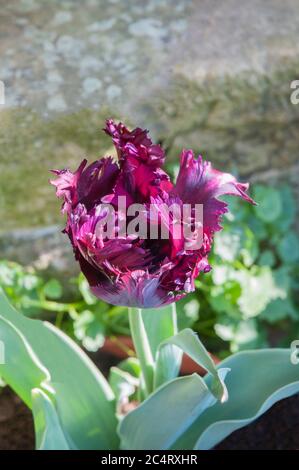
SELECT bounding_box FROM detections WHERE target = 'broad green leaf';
[42,279,63,300]
[0,290,118,450]
[273,266,292,291]
[0,314,53,405]
[154,340,182,390]
[119,373,220,450]
[222,194,250,223]
[253,186,282,222]
[247,215,267,241]
[32,388,71,450]
[173,349,299,450]
[277,232,299,264]
[260,298,298,323]
[156,328,228,402]
[278,186,296,232]
[117,357,141,378]
[258,249,275,267]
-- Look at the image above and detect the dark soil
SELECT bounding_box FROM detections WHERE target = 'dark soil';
[0,387,34,450]
[216,392,299,450]
[0,350,299,450]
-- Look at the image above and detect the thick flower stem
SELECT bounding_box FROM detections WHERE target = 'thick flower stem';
[128,307,155,397]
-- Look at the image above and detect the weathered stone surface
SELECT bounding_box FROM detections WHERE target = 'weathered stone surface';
[1,0,298,115]
[0,0,299,274]
[0,225,79,280]
[0,0,189,114]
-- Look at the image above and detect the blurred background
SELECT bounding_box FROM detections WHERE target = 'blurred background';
[0,0,299,359]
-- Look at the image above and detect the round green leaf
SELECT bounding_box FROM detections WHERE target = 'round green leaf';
[43,279,63,300]
[253,185,282,223]
[277,232,299,263]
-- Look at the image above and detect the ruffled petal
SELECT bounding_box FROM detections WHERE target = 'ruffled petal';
[50,159,87,213]
[78,256,175,308]
[77,157,119,208]
[50,157,119,213]
[104,119,164,166]
[105,119,172,201]
[173,149,256,237]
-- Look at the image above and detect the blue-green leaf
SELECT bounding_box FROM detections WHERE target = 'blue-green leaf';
[118,373,218,450]
[156,328,228,401]
[173,349,299,450]
[277,232,299,264]
[42,279,63,300]
[0,290,118,450]
[253,186,282,222]
[32,388,71,450]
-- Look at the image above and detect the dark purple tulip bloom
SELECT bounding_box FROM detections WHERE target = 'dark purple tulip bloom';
[51,120,255,308]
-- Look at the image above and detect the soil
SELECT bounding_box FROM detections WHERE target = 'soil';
[1,350,299,450]
[216,392,299,450]
[0,387,34,450]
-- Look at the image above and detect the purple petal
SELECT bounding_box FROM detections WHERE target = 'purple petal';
[50,159,87,213]
[173,149,256,237]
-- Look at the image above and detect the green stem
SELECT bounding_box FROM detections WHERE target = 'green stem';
[128,307,155,397]
[26,298,81,316]
[55,310,65,329]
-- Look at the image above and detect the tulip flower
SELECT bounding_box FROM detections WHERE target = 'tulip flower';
[51,120,255,308]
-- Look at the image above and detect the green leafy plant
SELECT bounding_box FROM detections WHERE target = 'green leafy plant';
[0,290,298,450]
[188,184,299,355]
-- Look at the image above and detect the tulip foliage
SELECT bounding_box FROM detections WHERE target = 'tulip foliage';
[0,291,299,450]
